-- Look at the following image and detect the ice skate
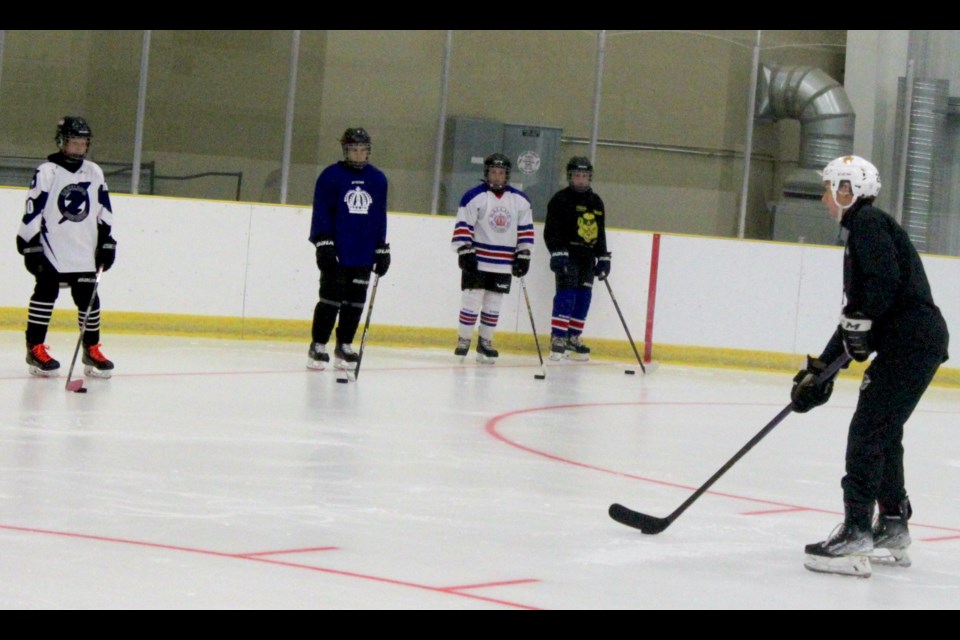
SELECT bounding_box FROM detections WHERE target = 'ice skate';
[82,343,114,379]
[335,342,359,370]
[307,342,329,370]
[803,522,873,578]
[565,334,590,361]
[476,337,498,364]
[549,335,566,361]
[454,336,471,362]
[26,343,60,377]
[870,503,912,567]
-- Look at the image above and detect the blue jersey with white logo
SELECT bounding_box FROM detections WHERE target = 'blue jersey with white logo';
[309,161,388,268]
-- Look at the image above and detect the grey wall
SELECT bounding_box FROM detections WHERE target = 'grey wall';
[0,30,847,241]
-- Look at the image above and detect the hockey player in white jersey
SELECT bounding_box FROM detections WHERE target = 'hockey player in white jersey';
[450,153,535,363]
[16,116,117,378]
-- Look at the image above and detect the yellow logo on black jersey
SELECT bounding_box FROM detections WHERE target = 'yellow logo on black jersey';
[578,212,599,244]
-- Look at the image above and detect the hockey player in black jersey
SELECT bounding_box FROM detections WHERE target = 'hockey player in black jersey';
[307,127,390,371]
[16,116,117,378]
[791,155,949,577]
[543,157,611,361]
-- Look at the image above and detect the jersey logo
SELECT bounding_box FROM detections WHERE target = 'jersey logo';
[860,373,871,391]
[488,205,513,233]
[57,182,92,223]
[344,186,373,214]
[577,212,599,244]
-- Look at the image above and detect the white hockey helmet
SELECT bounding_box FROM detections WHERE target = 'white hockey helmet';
[820,155,881,207]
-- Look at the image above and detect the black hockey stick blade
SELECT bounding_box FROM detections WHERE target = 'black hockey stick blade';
[608,503,671,534]
[608,352,851,534]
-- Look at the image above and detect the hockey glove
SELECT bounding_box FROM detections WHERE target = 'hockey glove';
[790,356,835,413]
[458,245,478,272]
[21,245,48,276]
[315,237,338,272]
[839,312,873,362]
[374,242,391,277]
[594,252,612,281]
[512,249,531,278]
[549,250,570,274]
[96,237,117,272]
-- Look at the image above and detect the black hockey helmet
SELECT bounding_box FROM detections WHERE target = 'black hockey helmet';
[566,156,593,185]
[483,153,511,180]
[340,127,371,168]
[56,116,92,156]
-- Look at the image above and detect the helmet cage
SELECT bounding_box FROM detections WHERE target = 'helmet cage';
[340,127,372,168]
[483,153,511,189]
[55,116,92,158]
[821,155,881,211]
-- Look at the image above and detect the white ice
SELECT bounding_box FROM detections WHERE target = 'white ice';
[1,330,958,609]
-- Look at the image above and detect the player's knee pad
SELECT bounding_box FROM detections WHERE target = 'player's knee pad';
[460,288,484,315]
[552,288,576,317]
[481,290,504,315]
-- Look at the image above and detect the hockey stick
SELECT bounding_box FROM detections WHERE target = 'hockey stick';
[609,352,852,534]
[603,278,646,374]
[519,277,546,380]
[351,273,380,382]
[65,267,104,392]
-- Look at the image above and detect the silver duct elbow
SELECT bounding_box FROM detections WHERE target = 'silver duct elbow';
[756,64,855,196]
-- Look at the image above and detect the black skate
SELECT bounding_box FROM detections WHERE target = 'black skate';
[565,334,591,362]
[476,338,498,364]
[26,343,61,377]
[82,343,114,379]
[871,501,912,567]
[307,342,329,370]
[549,335,566,361]
[454,337,471,361]
[335,342,359,370]
[804,522,873,578]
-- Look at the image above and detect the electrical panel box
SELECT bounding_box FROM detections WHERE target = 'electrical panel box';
[441,117,561,222]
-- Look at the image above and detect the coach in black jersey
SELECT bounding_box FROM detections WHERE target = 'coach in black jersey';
[791,155,949,577]
[16,116,117,378]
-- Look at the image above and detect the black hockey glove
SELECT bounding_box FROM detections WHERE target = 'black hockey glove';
[458,246,478,272]
[374,242,391,277]
[790,356,835,413]
[839,312,873,362]
[21,245,48,276]
[594,252,612,281]
[96,237,117,272]
[512,249,531,278]
[549,250,569,274]
[315,237,338,272]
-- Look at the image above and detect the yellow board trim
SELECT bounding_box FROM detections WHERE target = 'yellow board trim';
[1,307,956,387]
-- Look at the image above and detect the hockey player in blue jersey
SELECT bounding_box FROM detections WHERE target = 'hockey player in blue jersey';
[16,116,117,378]
[450,153,535,363]
[307,127,391,371]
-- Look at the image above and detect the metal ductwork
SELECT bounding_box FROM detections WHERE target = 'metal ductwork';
[762,65,856,245]
[757,64,856,197]
[893,78,949,254]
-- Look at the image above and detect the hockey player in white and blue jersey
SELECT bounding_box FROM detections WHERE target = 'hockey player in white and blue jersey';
[307,127,391,371]
[450,153,535,363]
[16,116,117,378]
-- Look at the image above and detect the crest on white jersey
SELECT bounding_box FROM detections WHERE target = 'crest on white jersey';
[344,186,373,214]
[57,182,92,223]
[488,205,513,233]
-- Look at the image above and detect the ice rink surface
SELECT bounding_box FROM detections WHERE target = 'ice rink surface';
[1,330,958,609]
